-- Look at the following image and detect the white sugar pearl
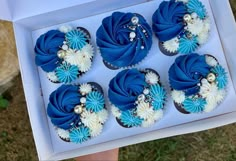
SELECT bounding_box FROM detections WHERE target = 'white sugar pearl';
[143,89,150,95]
[80,97,86,104]
[62,44,69,50]
[129,32,136,39]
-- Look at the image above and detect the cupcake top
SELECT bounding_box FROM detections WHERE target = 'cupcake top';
[109,68,166,128]
[35,26,94,83]
[96,12,152,68]
[169,53,228,113]
[47,83,108,143]
[152,0,210,55]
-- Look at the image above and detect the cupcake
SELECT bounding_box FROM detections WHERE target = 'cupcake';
[169,53,228,114]
[35,25,94,83]
[47,82,108,143]
[108,68,166,128]
[96,12,152,69]
[152,0,210,56]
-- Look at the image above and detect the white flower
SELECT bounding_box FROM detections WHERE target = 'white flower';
[205,55,218,67]
[187,18,205,36]
[141,118,155,128]
[56,128,70,140]
[80,44,94,59]
[141,110,163,128]
[97,109,108,124]
[171,90,185,104]
[200,79,227,104]
[79,83,92,95]
[203,18,211,33]
[64,49,81,66]
[59,25,73,33]
[204,101,217,113]
[111,105,121,118]
[81,110,98,128]
[77,55,92,72]
[145,72,159,84]
[90,123,103,137]
[163,37,179,53]
[47,71,59,82]
[153,110,163,121]
[197,31,209,45]
[136,102,154,119]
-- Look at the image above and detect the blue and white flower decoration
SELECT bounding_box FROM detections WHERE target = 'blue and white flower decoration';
[111,69,166,128]
[50,83,108,144]
[170,54,228,113]
[36,25,94,83]
[154,0,210,55]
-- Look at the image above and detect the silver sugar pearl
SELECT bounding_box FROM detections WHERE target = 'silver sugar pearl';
[207,73,216,82]
[131,16,139,25]
[57,50,66,58]
[74,105,83,114]
[130,38,134,42]
[197,83,201,86]
[138,94,145,101]
[143,89,150,95]
[80,97,86,104]
[184,14,192,23]
[141,46,144,49]
[62,44,69,50]
[142,29,146,33]
[63,41,67,44]
[129,32,136,39]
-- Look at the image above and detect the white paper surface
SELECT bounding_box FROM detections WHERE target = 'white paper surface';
[31,0,236,154]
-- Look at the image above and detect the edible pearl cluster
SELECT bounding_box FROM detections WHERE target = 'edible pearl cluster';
[124,15,149,50]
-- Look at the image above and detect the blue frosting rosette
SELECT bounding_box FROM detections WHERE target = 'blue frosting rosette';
[47,83,108,144]
[109,68,166,128]
[96,12,152,69]
[152,0,210,55]
[169,53,228,114]
[35,25,94,83]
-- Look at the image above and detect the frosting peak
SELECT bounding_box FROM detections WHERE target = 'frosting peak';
[108,69,146,111]
[35,30,65,72]
[96,12,152,67]
[152,0,187,41]
[169,54,210,96]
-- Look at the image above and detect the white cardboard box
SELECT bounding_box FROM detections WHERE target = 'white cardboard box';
[1,0,236,160]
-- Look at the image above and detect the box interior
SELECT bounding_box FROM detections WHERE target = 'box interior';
[11,0,236,160]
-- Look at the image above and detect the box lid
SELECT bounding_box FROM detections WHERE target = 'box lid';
[0,0,95,21]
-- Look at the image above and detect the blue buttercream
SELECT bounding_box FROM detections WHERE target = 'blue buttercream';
[96,12,152,67]
[169,54,211,96]
[108,69,146,111]
[183,97,206,113]
[187,0,206,19]
[47,85,81,130]
[55,62,79,83]
[149,84,166,111]
[66,29,87,50]
[178,35,198,54]
[152,0,187,41]
[35,30,65,72]
[120,110,143,127]
[86,91,105,113]
[69,127,90,144]
[211,65,228,89]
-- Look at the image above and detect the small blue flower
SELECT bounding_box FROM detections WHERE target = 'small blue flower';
[149,84,166,110]
[183,97,206,113]
[178,35,198,54]
[86,91,105,112]
[55,62,79,83]
[69,126,90,144]
[187,0,206,19]
[211,65,228,89]
[66,29,88,50]
[120,110,143,127]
